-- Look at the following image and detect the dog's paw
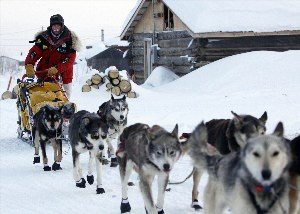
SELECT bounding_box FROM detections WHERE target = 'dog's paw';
[145,207,164,214]
[43,165,51,171]
[191,199,202,210]
[120,201,131,213]
[33,156,40,164]
[158,209,164,214]
[110,157,118,167]
[127,181,135,186]
[76,178,86,188]
[52,162,62,171]
[96,187,105,194]
[87,174,94,185]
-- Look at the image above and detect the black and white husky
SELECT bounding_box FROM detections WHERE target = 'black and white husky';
[188,121,291,214]
[97,95,128,167]
[32,104,64,171]
[69,110,108,194]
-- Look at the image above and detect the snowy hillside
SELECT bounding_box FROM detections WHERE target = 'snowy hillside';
[0,50,300,214]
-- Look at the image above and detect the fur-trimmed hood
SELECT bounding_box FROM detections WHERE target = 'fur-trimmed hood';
[34,27,82,52]
[70,31,82,52]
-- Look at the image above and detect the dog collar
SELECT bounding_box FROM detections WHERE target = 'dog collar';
[146,158,161,172]
[255,184,272,193]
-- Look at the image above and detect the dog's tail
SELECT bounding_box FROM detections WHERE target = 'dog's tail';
[188,121,221,171]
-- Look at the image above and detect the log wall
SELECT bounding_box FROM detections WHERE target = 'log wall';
[127,31,300,84]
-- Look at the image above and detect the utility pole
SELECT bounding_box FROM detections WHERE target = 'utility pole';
[101,29,104,42]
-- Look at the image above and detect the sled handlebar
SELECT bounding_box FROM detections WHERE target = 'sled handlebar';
[22,70,56,81]
[21,70,69,100]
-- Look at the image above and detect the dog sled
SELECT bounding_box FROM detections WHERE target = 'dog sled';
[16,71,75,145]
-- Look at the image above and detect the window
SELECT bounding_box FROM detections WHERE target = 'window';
[164,4,174,31]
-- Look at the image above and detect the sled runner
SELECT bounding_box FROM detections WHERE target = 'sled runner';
[16,72,76,145]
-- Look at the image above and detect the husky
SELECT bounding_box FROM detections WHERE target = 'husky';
[32,104,64,171]
[97,94,128,167]
[206,111,268,154]
[190,111,268,209]
[288,135,300,214]
[69,110,108,194]
[188,121,291,214]
[117,123,182,214]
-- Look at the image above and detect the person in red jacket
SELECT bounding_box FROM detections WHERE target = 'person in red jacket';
[25,14,81,98]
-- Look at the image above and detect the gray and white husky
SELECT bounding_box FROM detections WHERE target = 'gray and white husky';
[188,121,291,214]
[190,111,267,210]
[97,94,128,167]
[117,123,182,214]
[69,110,108,194]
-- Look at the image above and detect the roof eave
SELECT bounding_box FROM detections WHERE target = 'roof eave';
[190,30,300,38]
[120,0,146,40]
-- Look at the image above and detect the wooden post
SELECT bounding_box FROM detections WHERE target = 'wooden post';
[152,0,155,44]
[144,38,152,81]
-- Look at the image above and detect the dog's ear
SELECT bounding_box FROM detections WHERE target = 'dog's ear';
[82,117,90,126]
[231,111,243,129]
[43,104,51,114]
[147,127,157,141]
[273,122,284,137]
[110,94,115,105]
[44,104,51,111]
[122,95,126,100]
[171,124,178,139]
[148,125,166,141]
[43,106,48,114]
[58,105,64,113]
[259,111,268,124]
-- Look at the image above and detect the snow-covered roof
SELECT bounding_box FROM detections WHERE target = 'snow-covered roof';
[78,37,129,61]
[120,0,300,39]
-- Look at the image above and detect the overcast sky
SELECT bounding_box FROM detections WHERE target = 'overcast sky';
[0,0,137,59]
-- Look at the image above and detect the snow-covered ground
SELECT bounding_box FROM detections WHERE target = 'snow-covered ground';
[1,50,300,214]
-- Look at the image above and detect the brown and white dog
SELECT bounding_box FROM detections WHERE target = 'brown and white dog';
[32,104,64,171]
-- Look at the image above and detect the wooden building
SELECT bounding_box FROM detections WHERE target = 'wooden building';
[0,56,22,75]
[120,0,300,84]
[86,47,130,73]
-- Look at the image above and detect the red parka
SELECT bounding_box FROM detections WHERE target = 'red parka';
[25,26,80,84]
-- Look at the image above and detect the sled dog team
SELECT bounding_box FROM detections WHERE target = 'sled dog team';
[31,96,300,214]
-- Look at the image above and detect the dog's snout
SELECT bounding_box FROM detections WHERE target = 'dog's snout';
[261,169,271,180]
[120,115,124,120]
[163,163,170,172]
[99,144,104,150]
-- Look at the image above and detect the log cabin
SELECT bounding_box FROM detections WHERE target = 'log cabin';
[120,0,300,84]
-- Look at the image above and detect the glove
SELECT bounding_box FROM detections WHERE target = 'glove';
[25,64,35,78]
[47,67,58,76]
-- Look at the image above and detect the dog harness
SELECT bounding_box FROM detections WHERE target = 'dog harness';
[78,132,94,150]
[107,117,126,138]
[243,178,286,214]
[41,112,63,138]
[146,158,161,171]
